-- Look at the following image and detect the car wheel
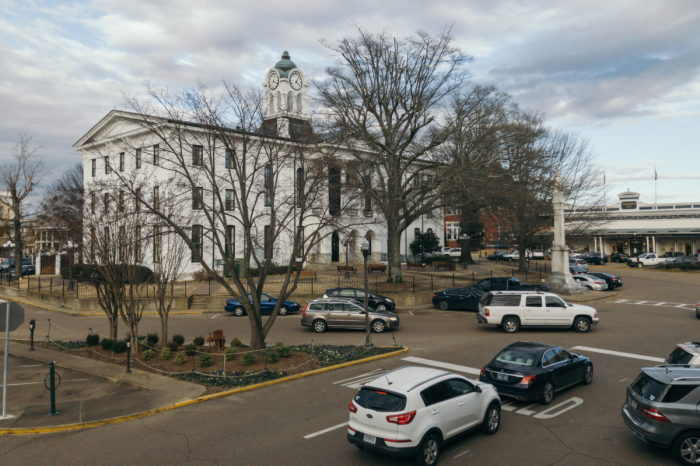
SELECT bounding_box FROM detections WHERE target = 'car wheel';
[585,285,593,291]
[582,364,593,385]
[573,316,591,333]
[439,300,449,311]
[502,317,520,333]
[673,431,700,466]
[371,320,386,333]
[278,306,289,316]
[541,381,555,405]
[312,319,327,333]
[376,304,387,311]
[415,433,440,466]
[233,306,245,317]
[637,262,643,268]
[481,404,500,435]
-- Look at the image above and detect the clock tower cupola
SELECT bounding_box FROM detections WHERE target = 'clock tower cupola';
[262,51,310,138]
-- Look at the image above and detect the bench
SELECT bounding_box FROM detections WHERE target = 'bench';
[207,329,225,351]
[367,264,387,274]
[432,262,451,271]
[297,270,317,279]
[407,262,425,271]
[337,265,357,275]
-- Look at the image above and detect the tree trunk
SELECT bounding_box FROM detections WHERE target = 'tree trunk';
[386,223,403,283]
[249,325,266,350]
[109,315,118,340]
[160,313,168,347]
[518,244,528,272]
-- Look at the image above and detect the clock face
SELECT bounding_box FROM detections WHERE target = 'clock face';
[290,72,302,90]
[268,73,279,90]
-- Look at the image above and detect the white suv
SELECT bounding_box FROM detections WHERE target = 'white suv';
[476,291,599,333]
[347,366,501,465]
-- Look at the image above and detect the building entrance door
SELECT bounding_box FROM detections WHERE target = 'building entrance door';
[630,239,643,256]
[40,255,55,275]
[331,232,339,262]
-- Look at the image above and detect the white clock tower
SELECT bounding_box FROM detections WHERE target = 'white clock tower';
[262,51,310,138]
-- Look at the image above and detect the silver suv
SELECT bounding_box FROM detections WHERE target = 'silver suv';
[622,366,700,465]
[666,343,700,366]
[301,298,400,333]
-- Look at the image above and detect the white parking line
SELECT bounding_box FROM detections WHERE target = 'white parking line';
[571,346,665,363]
[333,369,384,385]
[409,311,414,315]
[211,314,221,319]
[303,422,349,439]
[401,357,481,375]
[7,379,88,387]
[10,364,42,368]
[515,403,539,415]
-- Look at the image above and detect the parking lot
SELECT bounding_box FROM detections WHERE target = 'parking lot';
[0,265,698,465]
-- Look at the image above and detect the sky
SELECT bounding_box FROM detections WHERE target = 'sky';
[1,0,699,204]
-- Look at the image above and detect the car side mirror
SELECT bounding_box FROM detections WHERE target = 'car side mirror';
[475,385,482,393]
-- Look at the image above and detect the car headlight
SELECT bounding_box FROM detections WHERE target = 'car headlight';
[388,317,398,321]
[386,299,393,303]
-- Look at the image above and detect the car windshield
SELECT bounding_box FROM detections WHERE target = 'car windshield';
[667,347,694,365]
[354,387,406,412]
[630,372,667,402]
[494,349,537,367]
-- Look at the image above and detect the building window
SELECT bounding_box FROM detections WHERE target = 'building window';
[104,156,110,174]
[118,226,125,261]
[287,92,293,112]
[135,226,141,262]
[104,193,109,214]
[264,225,270,259]
[118,190,125,212]
[277,93,281,112]
[225,189,234,211]
[446,222,460,241]
[192,225,203,262]
[296,167,303,208]
[329,166,341,216]
[269,94,274,113]
[153,186,159,211]
[135,188,141,212]
[225,225,235,260]
[119,152,125,172]
[104,227,109,249]
[225,149,234,169]
[153,226,161,263]
[264,165,271,207]
[193,187,204,210]
[192,145,203,166]
[414,228,420,237]
[154,144,160,166]
[91,159,96,177]
[136,148,141,169]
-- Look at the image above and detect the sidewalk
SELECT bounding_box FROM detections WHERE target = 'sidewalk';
[0,340,205,430]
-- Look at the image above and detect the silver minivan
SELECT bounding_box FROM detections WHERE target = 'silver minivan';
[301,298,400,333]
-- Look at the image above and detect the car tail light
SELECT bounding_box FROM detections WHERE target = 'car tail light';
[433,293,438,298]
[520,375,536,385]
[387,411,416,425]
[349,401,357,413]
[642,407,670,422]
[485,308,490,317]
[480,367,486,377]
[594,281,603,285]
[348,426,356,433]
[302,303,308,317]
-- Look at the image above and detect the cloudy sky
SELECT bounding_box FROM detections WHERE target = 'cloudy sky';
[1,0,699,203]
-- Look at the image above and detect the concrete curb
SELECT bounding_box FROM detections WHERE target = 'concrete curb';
[564,292,619,304]
[0,346,410,436]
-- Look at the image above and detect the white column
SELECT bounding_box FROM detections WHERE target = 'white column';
[646,236,649,253]
[36,254,41,276]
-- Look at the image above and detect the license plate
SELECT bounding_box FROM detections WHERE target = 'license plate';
[363,434,376,445]
[496,373,508,382]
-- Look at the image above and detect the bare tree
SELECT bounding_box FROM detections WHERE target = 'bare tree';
[316,27,475,282]
[152,228,188,345]
[39,163,84,257]
[0,132,48,266]
[91,82,356,350]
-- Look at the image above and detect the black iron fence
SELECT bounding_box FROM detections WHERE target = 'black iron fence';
[25,276,190,299]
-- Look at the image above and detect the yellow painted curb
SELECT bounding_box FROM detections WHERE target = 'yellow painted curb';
[0,346,409,436]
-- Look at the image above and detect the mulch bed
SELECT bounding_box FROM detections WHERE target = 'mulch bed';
[19,340,404,395]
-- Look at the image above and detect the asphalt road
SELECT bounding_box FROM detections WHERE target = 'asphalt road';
[1,265,699,465]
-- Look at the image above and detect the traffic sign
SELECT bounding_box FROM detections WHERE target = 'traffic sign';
[0,302,24,332]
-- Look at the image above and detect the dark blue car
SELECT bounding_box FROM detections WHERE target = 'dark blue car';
[225,293,301,316]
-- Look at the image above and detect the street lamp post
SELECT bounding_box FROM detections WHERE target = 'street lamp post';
[343,240,350,280]
[63,241,78,291]
[361,239,371,347]
[125,333,132,373]
[459,233,470,269]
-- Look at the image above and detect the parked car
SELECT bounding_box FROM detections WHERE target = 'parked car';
[622,366,700,465]
[224,293,300,316]
[323,288,396,311]
[661,257,700,268]
[569,258,589,272]
[627,252,664,268]
[665,343,700,365]
[569,266,587,275]
[474,277,548,293]
[579,252,608,265]
[432,287,484,311]
[503,250,532,261]
[301,298,399,333]
[476,290,599,333]
[479,342,593,405]
[0,257,34,275]
[572,274,609,291]
[662,251,686,258]
[348,366,501,465]
[588,272,623,290]
[487,251,508,261]
[697,302,700,319]
[531,250,545,260]
[611,252,630,263]
[569,250,582,258]
[442,247,452,254]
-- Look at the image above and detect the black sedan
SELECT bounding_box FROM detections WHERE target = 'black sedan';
[579,252,608,265]
[432,287,484,311]
[479,342,593,405]
[323,288,395,311]
[487,251,508,261]
[588,272,622,290]
[611,252,630,263]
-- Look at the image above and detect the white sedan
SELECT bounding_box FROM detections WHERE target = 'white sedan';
[448,248,462,258]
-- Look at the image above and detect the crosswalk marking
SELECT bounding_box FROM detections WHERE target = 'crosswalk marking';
[571,346,665,363]
[610,299,695,309]
[333,369,384,385]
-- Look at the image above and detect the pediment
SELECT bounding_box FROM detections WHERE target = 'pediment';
[73,110,159,149]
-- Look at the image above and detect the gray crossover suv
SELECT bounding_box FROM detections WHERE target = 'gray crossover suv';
[301,298,400,333]
[622,366,700,465]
